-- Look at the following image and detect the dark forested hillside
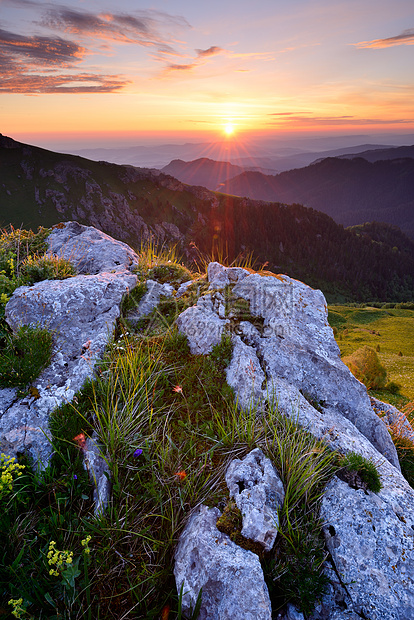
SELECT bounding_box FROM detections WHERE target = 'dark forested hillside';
[220,156,414,238]
[1,134,413,302]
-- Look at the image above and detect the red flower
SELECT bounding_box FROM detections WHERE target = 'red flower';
[173,385,183,394]
[73,433,86,450]
[174,470,187,481]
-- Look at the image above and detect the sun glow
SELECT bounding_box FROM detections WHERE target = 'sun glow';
[224,122,235,136]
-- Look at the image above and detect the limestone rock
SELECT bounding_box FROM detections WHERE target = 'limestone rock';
[322,476,414,620]
[176,280,193,297]
[47,220,140,274]
[230,272,399,469]
[226,335,266,408]
[225,448,284,551]
[174,505,272,620]
[127,279,174,325]
[207,261,249,289]
[2,270,136,464]
[176,297,229,355]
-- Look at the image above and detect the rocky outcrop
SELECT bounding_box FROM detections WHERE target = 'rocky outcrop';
[126,279,174,326]
[0,223,137,466]
[174,506,272,619]
[175,449,284,618]
[176,262,414,620]
[225,448,284,551]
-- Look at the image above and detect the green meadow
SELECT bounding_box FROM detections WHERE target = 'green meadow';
[328,305,414,403]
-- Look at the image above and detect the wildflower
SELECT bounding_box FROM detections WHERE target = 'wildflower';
[47,541,74,576]
[174,470,187,481]
[81,535,91,555]
[73,433,86,449]
[8,598,26,619]
[173,385,183,394]
[161,604,171,620]
[133,448,143,457]
[73,474,78,480]
[0,453,25,495]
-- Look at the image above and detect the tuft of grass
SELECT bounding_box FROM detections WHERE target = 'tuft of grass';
[0,324,53,389]
[192,239,257,275]
[19,253,76,283]
[262,404,337,614]
[338,451,382,493]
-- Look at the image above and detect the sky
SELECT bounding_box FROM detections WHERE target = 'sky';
[1,0,414,149]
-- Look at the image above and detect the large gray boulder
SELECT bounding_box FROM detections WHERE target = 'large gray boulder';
[322,476,414,620]
[230,272,399,468]
[225,448,284,551]
[47,220,140,274]
[1,249,137,465]
[174,505,272,620]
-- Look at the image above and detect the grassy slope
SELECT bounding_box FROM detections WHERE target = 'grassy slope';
[328,305,414,401]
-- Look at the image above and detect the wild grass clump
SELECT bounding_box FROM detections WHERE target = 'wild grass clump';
[343,345,387,390]
[261,406,337,614]
[0,324,53,389]
[338,451,382,493]
[381,403,414,488]
[19,254,76,283]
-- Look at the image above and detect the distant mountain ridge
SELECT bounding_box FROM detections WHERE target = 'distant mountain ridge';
[1,133,413,302]
[161,158,245,190]
[220,156,414,238]
[161,157,276,191]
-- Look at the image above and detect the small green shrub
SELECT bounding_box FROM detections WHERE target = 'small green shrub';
[0,325,53,389]
[120,281,147,315]
[338,451,382,493]
[343,345,387,390]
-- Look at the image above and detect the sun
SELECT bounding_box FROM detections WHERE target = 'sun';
[223,122,235,136]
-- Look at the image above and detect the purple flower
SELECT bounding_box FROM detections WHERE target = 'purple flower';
[133,448,143,458]
[73,474,78,480]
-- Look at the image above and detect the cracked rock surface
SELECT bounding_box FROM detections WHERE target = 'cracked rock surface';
[225,448,284,551]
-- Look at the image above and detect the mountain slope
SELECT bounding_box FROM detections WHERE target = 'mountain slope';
[337,144,414,163]
[1,134,413,302]
[220,157,414,238]
[161,157,247,190]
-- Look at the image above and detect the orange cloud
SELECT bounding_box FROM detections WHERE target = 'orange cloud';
[355,28,414,49]
[0,71,129,94]
[0,27,128,94]
[40,7,189,57]
[0,27,85,64]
